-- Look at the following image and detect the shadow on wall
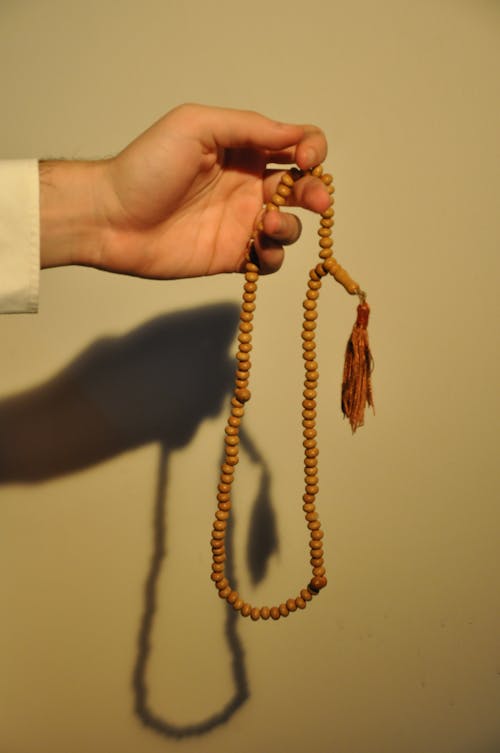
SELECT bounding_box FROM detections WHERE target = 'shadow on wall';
[0,302,278,737]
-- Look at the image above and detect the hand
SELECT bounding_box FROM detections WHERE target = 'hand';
[40,104,331,277]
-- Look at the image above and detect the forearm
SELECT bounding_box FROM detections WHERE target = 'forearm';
[39,159,105,269]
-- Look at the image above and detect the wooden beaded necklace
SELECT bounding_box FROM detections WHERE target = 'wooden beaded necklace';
[211,165,374,621]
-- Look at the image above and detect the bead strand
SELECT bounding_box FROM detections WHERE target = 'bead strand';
[211,166,361,620]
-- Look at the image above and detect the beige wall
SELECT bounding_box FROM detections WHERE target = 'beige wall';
[1,1,499,751]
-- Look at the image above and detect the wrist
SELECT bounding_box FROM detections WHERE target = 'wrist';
[39,159,105,269]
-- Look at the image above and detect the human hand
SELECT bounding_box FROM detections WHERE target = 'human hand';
[40,104,331,277]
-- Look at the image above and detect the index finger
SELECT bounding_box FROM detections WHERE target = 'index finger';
[263,125,328,171]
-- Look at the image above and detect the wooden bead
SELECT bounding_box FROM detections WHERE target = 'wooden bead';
[260,606,271,620]
[301,588,313,602]
[310,540,323,551]
[312,576,327,591]
[241,603,252,617]
[277,183,292,197]
[295,596,307,610]
[212,562,225,572]
[311,165,323,177]
[234,388,251,403]
[216,577,229,590]
[271,193,286,206]
[270,606,281,620]
[311,557,324,568]
[244,282,257,293]
[281,172,295,187]
[233,598,244,611]
[245,271,259,283]
[314,263,328,277]
[219,586,231,599]
[279,603,289,617]
[286,598,297,612]
[214,520,227,532]
[313,566,326,576]
[308,278,322,290]
[303,442,317,452]
[227,590,239,605]
[251,607,261,621]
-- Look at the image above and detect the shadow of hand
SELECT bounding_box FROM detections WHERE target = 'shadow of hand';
[0,302,239,483]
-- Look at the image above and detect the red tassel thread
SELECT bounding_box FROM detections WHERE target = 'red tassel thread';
[341,301,374,433]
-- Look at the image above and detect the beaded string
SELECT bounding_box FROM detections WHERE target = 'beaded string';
[211,165,370,621]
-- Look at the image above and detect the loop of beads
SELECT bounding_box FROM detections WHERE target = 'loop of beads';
[211,166,360,620]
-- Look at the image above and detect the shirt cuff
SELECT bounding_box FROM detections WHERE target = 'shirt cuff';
[0,159,40,313]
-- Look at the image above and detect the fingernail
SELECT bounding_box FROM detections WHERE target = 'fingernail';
[304,147,317,168]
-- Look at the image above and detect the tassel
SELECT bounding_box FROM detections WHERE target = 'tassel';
[341,301,374,432]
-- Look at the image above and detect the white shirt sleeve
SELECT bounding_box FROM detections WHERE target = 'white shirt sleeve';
[0,160,40,313]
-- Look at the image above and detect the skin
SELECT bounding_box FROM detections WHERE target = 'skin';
[39,103,330,278]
